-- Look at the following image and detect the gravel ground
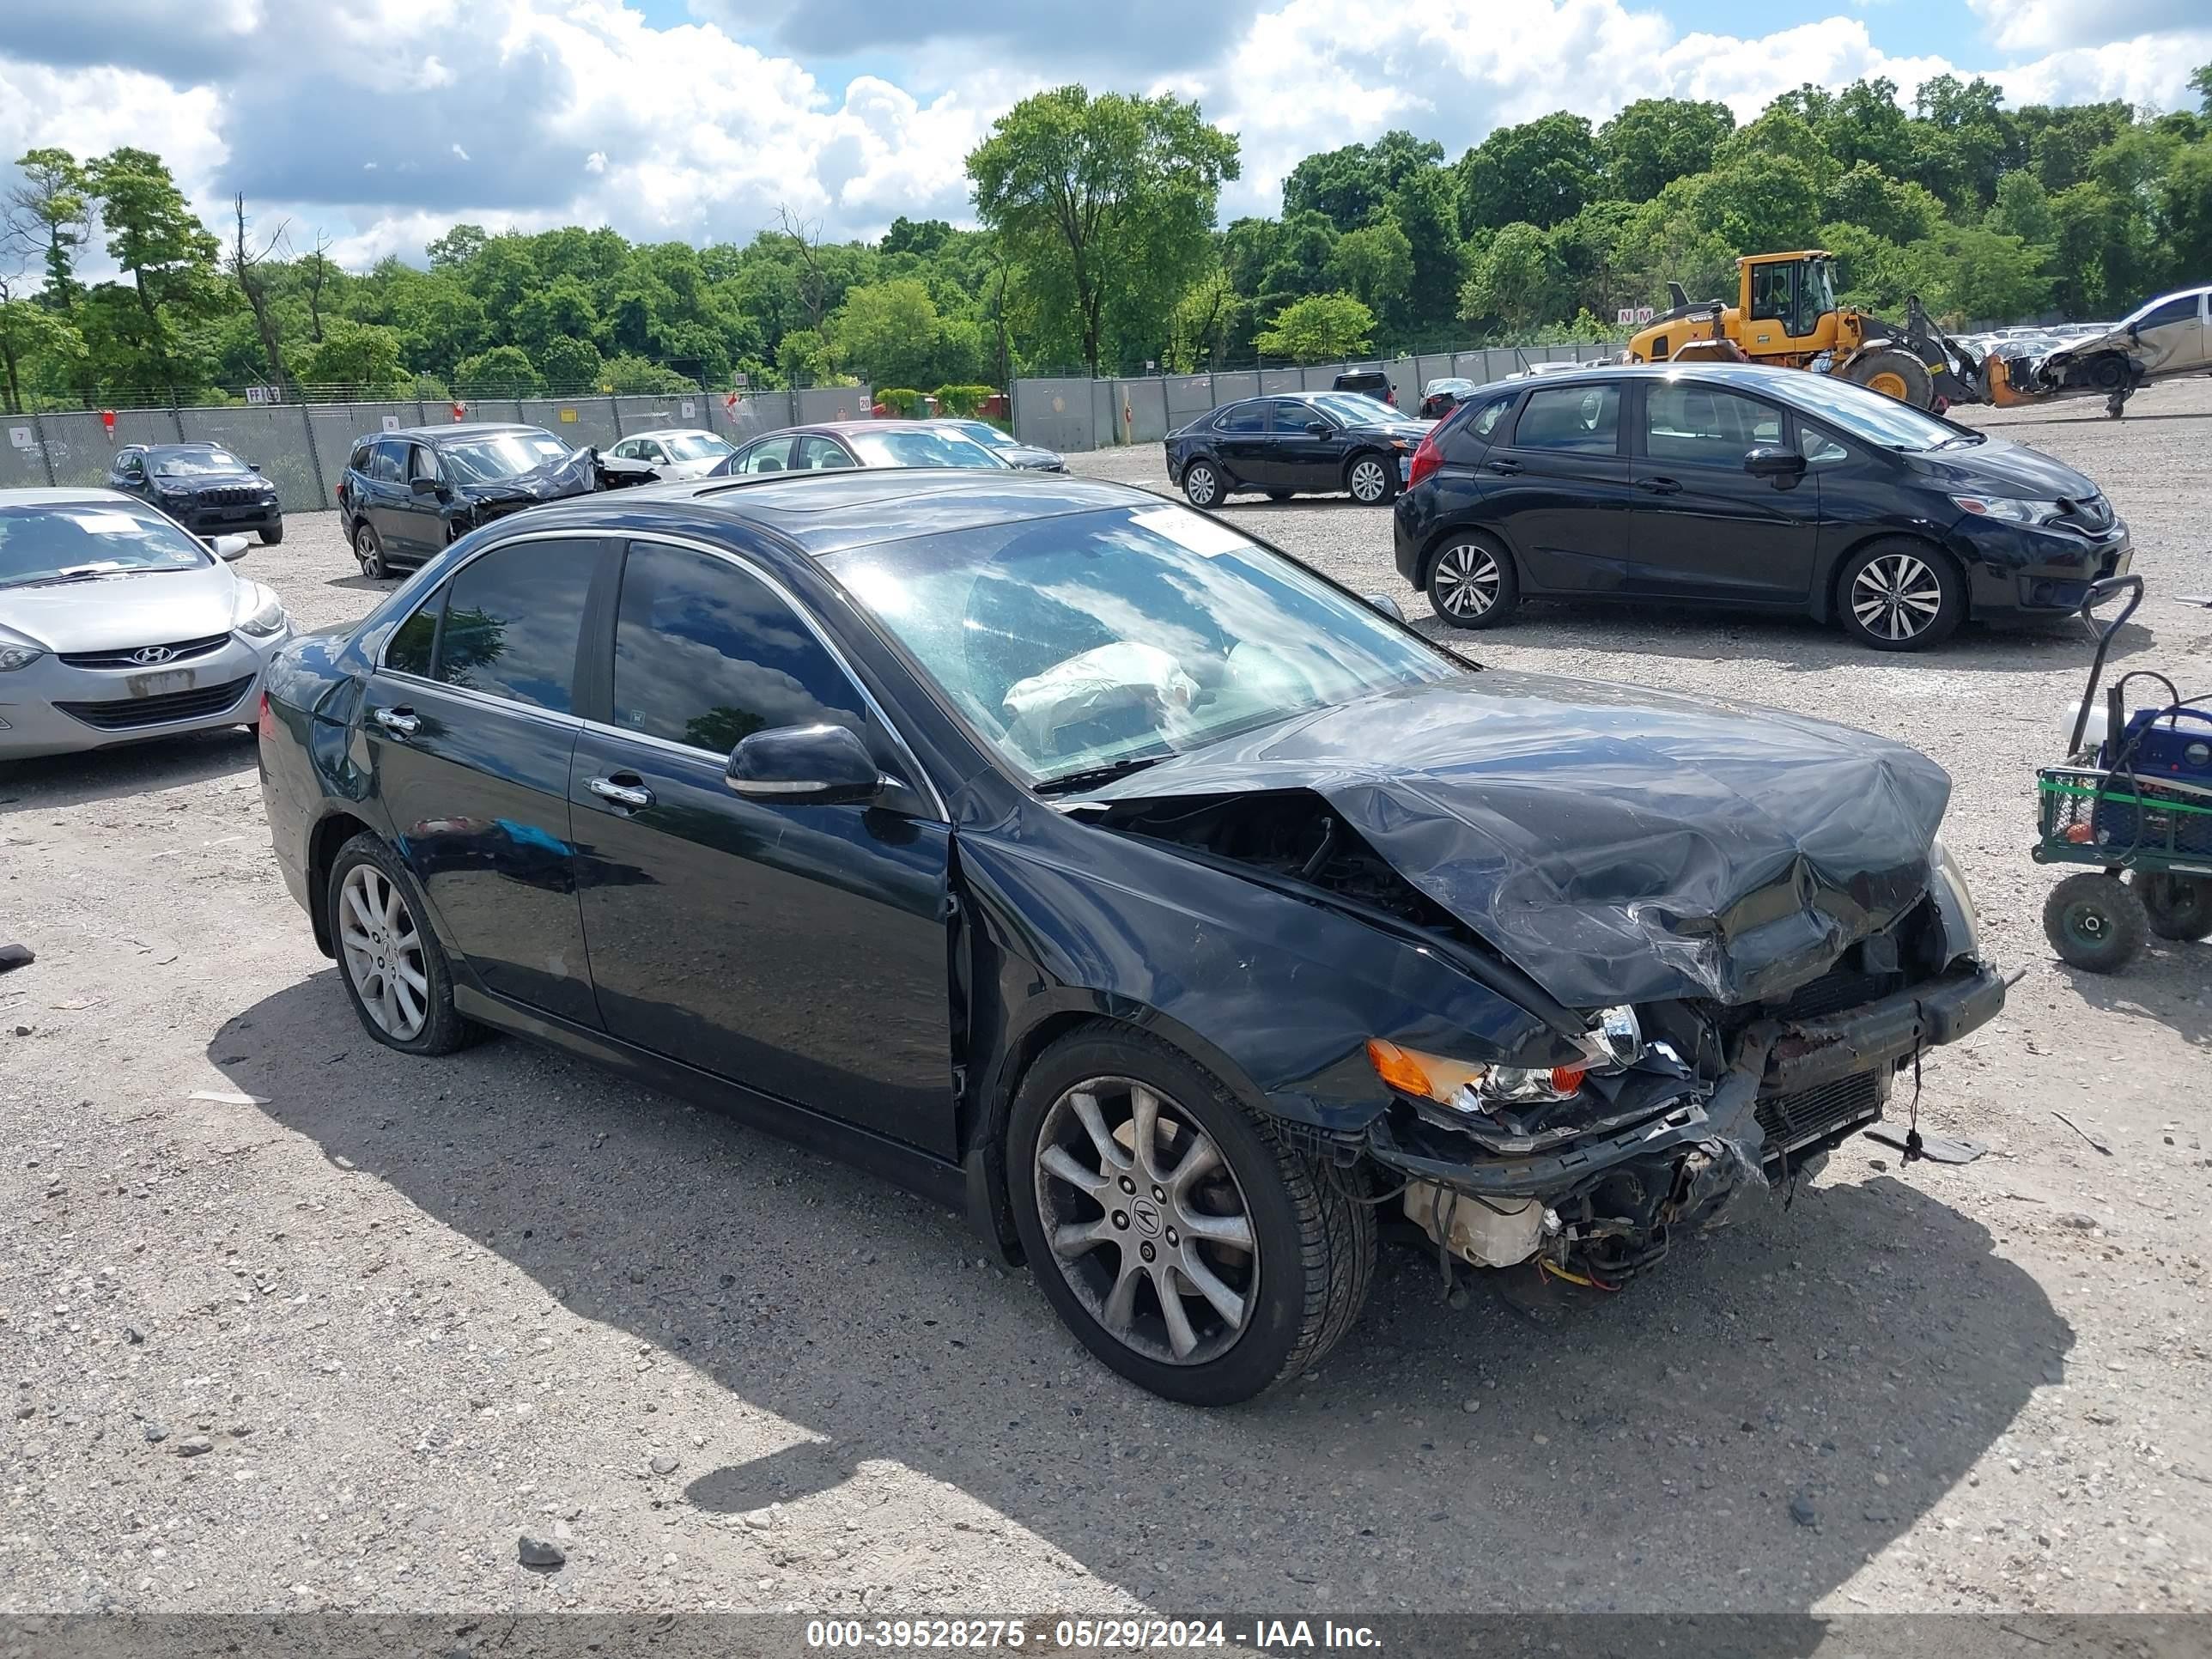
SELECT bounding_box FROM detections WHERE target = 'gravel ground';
[3,380,2209,1620]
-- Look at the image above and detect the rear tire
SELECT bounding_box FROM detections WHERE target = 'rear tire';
[2134,872,2212,942]
[1425,534,1518,629]
[355,521,389,580]
[326,833,484,1055]
[1837,539,1962,652]
[2044,872,2148,973]
[1847,348,1935,409]
[1006,1026,1374,1407]
[1182,459,1224,508]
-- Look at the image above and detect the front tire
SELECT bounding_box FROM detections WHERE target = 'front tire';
[2044,872,2148,973]
[1006,1027,1374,1407]
[1425,534,1518,629]
[2134,871,2212,942]
[326,834,482,1054]
[1838,540,1962,651]
[1346,453,1397,505]
[259,522,285,546]
[1182,459,1223,508]
[355,521,389,580]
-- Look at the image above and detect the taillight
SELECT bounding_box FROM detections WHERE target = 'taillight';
[1407,428,1442,489]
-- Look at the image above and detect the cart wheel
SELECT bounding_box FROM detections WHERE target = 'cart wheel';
[2044,873,2148,973]
[2132,872,2212,942]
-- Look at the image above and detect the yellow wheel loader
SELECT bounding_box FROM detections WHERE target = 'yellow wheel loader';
[1625,250,1990,411]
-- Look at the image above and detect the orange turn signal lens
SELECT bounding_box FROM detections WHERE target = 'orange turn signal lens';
[1550,1065,1588,1094]
[1367,1038,1433,1097]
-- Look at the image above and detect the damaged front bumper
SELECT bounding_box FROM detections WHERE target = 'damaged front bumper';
[1367,961,2006,1278]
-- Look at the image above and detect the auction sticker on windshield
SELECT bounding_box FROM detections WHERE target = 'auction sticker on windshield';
[1130,505,1250,556]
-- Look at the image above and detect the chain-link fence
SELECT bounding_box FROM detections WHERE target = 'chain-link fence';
[0,385,872,515]
[1014,343,1615,453]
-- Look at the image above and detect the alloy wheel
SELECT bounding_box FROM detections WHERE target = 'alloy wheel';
[1850,552,1943,641]
[1185,465,1218,506]
[1032,1075,1258,1366]
[1432,543,1502,620]
[1349,459,1389,502]
[337,864,428,1041]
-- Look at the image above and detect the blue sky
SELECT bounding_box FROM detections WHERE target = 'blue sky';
[1,0,2204,268]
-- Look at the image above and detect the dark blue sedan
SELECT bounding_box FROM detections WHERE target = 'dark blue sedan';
[257,469,2002,1402]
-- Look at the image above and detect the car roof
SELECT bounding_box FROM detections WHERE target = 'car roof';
[0,486,142,507]
[491,468,1152,560]
[366,422,552,443]
[620,427,723,441]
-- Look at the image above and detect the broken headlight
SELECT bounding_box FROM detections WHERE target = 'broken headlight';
[1929,835,1982,957]
[1367,1039,1586,1109]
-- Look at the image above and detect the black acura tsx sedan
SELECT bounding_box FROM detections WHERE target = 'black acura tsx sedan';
[258,468,2004,1404]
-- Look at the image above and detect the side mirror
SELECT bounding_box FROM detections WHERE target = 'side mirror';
[1363,592,1407,623]
[410,475,441,496]
[1744,446,1807,484]
[726,723,887,806]
[1305,421,1331,436]
[207,534,250,562]
[248,462,263,473]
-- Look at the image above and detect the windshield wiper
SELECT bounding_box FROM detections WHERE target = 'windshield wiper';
[1034,751,1176,796]
[0,562,136,589]
[1928,433,1984,450]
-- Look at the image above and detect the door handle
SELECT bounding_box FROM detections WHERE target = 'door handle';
[587,775,653,810]
[374,706,419,737]
[1637,477,1683,495]
[1484,459,1521,475]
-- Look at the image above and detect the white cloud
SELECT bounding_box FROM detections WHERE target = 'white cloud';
[1964,0,2203,54]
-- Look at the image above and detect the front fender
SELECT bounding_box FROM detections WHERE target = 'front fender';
[951,810,1565,1140]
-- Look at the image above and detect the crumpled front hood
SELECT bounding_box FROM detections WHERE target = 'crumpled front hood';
[454,447,602,505]
[1087,671,1950,1009]
[0,564,241,652]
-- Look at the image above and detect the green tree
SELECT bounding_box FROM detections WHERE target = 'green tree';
[1384,169,1466,341]
[1255,292,1374,362]
[2191,63,2211,116]
[85,147,221,393]
[1458,112,1600,232]
[1324,221,1413,332]
[0,282,87,411]
[969,85,1240,374]
[827,277,979,388]
[1985,170,2058,248]
[298,318,408,389]
[509,274,599,358]
[1283,131,1445,230]
[1826,163,1943,245]
[535,334,603,388]
[453,343,544,394]
[1597,99,1734,202]
[5,149,94,309]
[1458,222,1565,335]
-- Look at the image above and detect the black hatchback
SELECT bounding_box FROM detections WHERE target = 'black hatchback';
[1164,392,1431,507]
[1392,363,2132,651]
[107,443,283,544]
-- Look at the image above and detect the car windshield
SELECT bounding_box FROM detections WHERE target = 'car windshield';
[0,500,213,588]
[824,503,1462,788]
[847,428,1006,469]
[1307,393,1397,425]
[665,433,732,461]
[1425,380,1474,396]
[947,421,1018,450]
[1784,374,1967,452]
[439,432,573,483]
[153,449,249,477]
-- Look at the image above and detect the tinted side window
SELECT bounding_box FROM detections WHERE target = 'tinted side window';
[1799,426,1852,465]
[370,441,405,483]
[738,436,793,474]
[1644,384,1784,465]
[2138,296,2200,329]
[1512,386,1620,453]
[611,541,870,756]
[1468,396,1512,439]
[1211,404,1266,434]
[1267,400,1320,432]
[348,441,373,473]
[386,586,443,676]
[407,444,441,483]
[433,540,597,713]
[793,434,855,471]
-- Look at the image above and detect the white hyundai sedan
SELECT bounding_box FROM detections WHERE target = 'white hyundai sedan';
[0,488,291,762]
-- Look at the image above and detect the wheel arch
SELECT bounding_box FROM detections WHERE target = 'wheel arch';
[1415,520,1521,591]
[306,809,377,957]
[1817,529,1967,624]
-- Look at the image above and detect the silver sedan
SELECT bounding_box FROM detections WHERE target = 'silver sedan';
[0,489,291,761]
